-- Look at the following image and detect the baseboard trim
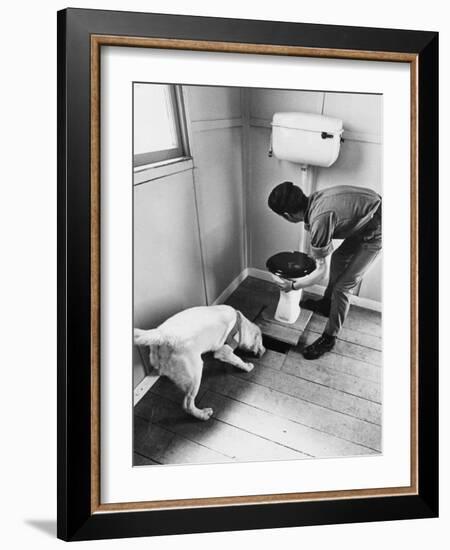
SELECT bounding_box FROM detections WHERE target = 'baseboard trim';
[247,268,382,313]
[133,374,159,406]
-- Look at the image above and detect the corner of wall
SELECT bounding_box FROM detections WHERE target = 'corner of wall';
[240,87,251,272]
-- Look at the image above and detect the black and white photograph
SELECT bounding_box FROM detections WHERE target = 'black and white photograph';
[0,0,443,546]
[132,83,383,466]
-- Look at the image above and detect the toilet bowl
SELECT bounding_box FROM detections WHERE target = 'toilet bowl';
[266,251,316,324]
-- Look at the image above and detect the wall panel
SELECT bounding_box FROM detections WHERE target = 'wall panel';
[186,85,241,121]
[133,170,206,331]
[186,87,245,303]
[246,89,383,303]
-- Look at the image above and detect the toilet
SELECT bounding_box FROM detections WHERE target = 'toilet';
[266,251,316,324]
[268,112,344,324]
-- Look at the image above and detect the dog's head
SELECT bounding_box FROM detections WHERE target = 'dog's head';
[238,312,266,358]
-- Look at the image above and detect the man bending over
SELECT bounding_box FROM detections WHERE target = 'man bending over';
[268,182,382,360]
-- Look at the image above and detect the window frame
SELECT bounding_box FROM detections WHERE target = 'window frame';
[133,84,190,169]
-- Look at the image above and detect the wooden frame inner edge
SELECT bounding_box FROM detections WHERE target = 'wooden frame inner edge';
[89,35,419,514]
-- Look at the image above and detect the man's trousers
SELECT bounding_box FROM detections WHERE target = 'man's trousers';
[323,207,382,337]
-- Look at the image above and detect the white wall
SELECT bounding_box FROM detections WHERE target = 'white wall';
[134,170,207,329]
[133,85,245,384]
[246,88,383,302]
[317,93,383,302]
[185,86,245,303]
[2,2,447,550]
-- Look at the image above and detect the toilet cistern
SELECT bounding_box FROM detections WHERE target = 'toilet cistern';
[266,251,316,324]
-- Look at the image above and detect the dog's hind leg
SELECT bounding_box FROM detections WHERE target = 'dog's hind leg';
[178,357,213,421]
[214,345,254,372]
[183,391,213,421]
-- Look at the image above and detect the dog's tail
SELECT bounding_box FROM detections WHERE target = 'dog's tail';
[134,328,162,347]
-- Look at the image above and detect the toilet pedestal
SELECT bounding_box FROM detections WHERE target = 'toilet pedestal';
[266,251,316,325]
[274,286,303,324]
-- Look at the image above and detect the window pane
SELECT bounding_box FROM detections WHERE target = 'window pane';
[133,84,180,155]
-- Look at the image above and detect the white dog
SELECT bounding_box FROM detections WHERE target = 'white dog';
[134,305,265,421]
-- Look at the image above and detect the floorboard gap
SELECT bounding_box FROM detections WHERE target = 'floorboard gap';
[262,335,291,354]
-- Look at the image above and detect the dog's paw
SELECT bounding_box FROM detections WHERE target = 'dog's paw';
[200,407,214,421]
[244,362,254,372]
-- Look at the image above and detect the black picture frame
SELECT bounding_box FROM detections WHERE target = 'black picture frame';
[57,7,438,541]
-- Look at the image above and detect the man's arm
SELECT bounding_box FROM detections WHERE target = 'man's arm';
[273,255,330,292]
[291,212,333,290]
[273,211,334,292]
[292,256,330,290]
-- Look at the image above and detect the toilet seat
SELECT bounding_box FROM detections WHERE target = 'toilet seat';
[266,251,316,279]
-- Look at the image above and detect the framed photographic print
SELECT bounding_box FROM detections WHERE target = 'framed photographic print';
[57,8,439,541]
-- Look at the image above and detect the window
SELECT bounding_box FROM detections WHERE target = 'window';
[133,84,188,167]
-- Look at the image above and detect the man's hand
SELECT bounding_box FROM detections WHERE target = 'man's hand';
[272,256,330,292]
[270,256,330,293]
[273,276,295,292]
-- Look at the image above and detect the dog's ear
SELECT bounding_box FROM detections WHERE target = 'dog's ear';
[252,323,261,342]
[237,309,251,326]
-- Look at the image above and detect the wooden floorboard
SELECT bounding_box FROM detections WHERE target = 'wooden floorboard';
[133,275,383,464]
[282,354,381,403]
[133,452,160,466]
[134,415,174,459]
[300,329,382,367]
[286,347,381,383]
[148,372,208,405]
[200,391,377,458]
[256,349,286,370]
[224,291,264,322]
[348,304,382,324]
[308,315,382,350]
[134,416,233,465]
[202,363,381,450]
[225,276,276,322]
[136,391,307,462]
[231,362,381,424]
[302,291,381,324]
[133,453,160,466]
[302,292,382,337]
[240,276,278,294]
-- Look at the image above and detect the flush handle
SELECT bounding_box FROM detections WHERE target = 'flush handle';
[321,131,334,139]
